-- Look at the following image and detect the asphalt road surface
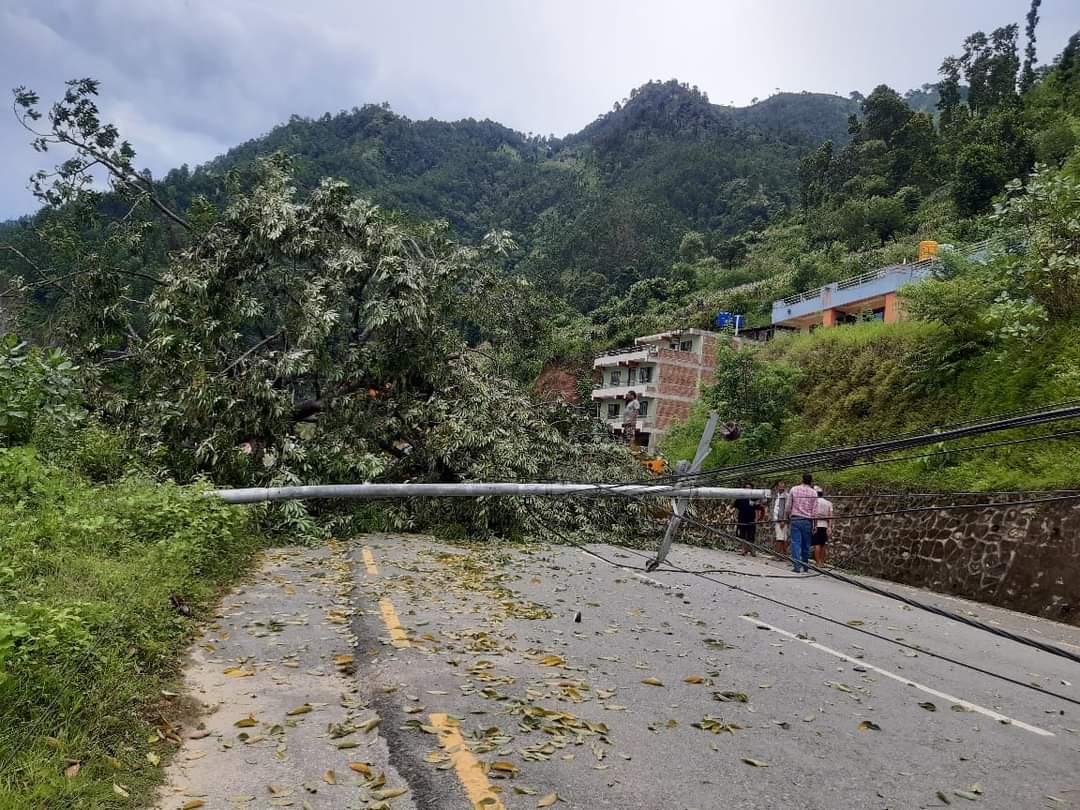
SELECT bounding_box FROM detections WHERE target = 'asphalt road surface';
[350,534,1080,810]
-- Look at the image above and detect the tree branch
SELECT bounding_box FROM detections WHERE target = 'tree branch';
[289,378,369,422]
[220,330,284,376]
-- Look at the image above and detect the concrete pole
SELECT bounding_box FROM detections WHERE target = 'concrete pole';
[211,482,770,505]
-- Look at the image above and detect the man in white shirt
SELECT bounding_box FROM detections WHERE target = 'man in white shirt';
[812,486,834,566]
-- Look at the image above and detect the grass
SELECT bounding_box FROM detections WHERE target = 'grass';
[0,447,261,809]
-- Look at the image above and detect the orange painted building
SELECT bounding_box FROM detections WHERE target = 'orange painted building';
[772,242,945,332]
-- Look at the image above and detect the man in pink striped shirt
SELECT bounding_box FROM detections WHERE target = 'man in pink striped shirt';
[784,472,817,573]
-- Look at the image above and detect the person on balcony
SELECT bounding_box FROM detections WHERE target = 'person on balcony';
[622,390,641,447]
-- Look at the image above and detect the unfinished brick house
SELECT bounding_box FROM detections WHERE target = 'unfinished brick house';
[591,328,721,451]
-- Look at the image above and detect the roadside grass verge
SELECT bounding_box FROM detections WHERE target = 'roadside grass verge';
[0,447,261,809]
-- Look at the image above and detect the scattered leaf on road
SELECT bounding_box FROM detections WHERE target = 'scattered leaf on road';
[641,677,664,687]
[713,691,749,703]
[918,702,937,712]
[537,794,559,807]
[372,787,409,800]
[741,758,769,767]
[858,721,881,732]
[348,762,372,777]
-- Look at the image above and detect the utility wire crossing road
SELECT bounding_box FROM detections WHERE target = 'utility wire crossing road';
[354,535,1080,810]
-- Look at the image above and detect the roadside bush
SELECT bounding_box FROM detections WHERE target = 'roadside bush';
[0,336,81,447]
[0,452,260,808]
[31,416,134,483]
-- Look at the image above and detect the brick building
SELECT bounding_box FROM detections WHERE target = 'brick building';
[591,328,721,450]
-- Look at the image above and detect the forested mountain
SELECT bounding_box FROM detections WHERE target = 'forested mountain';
[142,82,855,308]
[2,81,858,314]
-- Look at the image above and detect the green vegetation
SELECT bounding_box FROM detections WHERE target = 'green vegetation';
[0,348,259,807]
[2,81,857,321]
[1,10,1080,802]
[648,13,1080,495]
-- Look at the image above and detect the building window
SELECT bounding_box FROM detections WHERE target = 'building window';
[639,400,649,418]
[638,366,653,384]
[680,340,693,352]
[669,341,680,350]
[592,403,601,419]
[607,403,620,419]
[610,370,621,386]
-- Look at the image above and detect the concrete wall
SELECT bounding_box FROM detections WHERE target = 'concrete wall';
[828,492,1080,625]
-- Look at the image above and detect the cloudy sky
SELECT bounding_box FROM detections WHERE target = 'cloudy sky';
[2,0,1079,219]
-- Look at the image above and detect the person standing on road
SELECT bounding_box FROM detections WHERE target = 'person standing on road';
[785,472,817,573]
[622,390,641,447]
[770,480,788,559]
[733,484,759,556]
[812,486,833,566]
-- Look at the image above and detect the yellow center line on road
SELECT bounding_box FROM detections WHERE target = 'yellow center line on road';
[362,546,379,576]
[378,598,411,648]
[429,712,506,810]
[741,615,1054,737]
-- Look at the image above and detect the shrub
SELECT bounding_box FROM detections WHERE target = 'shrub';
[0,336,81,447]
[0,453,260,807]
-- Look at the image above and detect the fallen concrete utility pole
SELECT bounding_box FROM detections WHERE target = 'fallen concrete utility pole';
[647,411,721,572]
[212,482,770,504]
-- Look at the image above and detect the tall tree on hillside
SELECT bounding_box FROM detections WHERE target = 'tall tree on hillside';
[960,26,1020,115]
[1020,0,1043,93]
[937,56,964,129]
[961,32,992,114]
[797,140,833,208]
[860,85,912,145]
[988,25,1022,104]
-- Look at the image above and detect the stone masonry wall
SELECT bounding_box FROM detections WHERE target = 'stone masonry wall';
[828,492,1080,625]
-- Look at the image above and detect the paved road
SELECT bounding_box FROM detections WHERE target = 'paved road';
[158,544,418,810]
[351,534,1080,810]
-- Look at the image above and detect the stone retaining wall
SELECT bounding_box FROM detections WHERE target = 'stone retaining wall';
[827,492,1080,624]
[692,491,1080,624]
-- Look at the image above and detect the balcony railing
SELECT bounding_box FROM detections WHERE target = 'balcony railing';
[595,344,658,359]
[602,415,657,430]
[593,344,659,368]
[835,257,937,291]
[592,383,658,399]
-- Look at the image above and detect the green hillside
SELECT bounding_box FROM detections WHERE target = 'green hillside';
[655,23,1080,492]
